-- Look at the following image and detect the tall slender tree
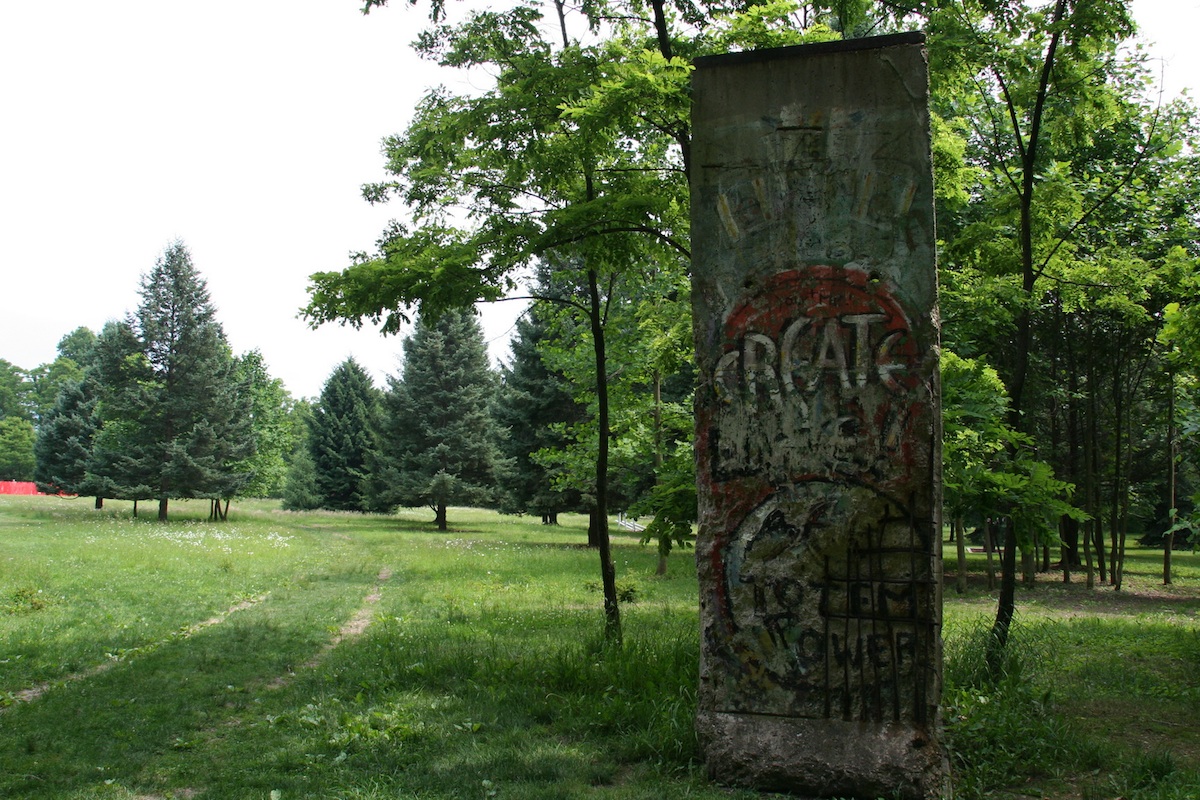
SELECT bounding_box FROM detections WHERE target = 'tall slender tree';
[493,306,585,524]
[308,357,383,512]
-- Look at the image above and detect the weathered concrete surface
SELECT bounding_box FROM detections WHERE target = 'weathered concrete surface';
[691,33,948,799]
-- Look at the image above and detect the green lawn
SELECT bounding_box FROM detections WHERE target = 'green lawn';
[2,495,1199,799]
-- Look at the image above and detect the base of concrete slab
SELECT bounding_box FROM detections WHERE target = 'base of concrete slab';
[697,711,952,800]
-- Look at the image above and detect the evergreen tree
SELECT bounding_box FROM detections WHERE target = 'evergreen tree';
[493,307,584,523]
[34,377,98,496]
[379,309,506,530]
[91,242,254,521]
[281,446,323,511]
[308,357,382,512]
[85,320,156,506]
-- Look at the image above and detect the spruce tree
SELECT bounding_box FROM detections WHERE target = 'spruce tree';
[85,320,156,506]
[93,242,254,521]
[281,446,322,511]
[281,399,321,511]
[493,307,584,523]
[308,357,382,512]
[34,377,98,497]
[379,309,506,530]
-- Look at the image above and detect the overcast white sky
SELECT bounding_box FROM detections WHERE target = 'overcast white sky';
[1,1,1196,399]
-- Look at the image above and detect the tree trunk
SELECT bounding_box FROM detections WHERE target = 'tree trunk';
[1110,385,1122,588]
[988,519,1019,676]
[436,502,448,532]
[955,516,968,595]
[1086,346,1105,586]
[1061,517,1072,584]
[991,0,1066,673]
[984,519,996,592]
[587,267,621,643]
[94,496,104,510]
[587,508,601,547]
[1166,370,1176,585]
[1084,518,1094,589]
[158,497,169,522]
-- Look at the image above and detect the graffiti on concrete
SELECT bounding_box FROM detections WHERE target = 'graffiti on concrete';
[698,264,939,724]
[708,265,924,485]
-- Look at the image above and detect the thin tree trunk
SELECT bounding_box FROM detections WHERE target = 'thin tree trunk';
[1110,376,1122,588]
[1086,341,1106,586]
[1084,518,1094,589]
[988,519,1019,676]
[955,516,968,595]
[436,502,448,532]
[1166,370,1176,585]
[94,496,104,510]
[158,497,168,522]
[1061,517,1072,584]
[1063,325,1082,571]
[984,519,996,592]
[990,0,1066,670]
[588,267,621,643]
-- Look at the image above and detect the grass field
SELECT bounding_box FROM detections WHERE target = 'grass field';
[2,495,1199,799]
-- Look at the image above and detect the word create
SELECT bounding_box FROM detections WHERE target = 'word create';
[709,265,921,484]
[718,312,908,400]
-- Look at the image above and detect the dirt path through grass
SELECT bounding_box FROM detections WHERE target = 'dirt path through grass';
[266,567,393,691]
[4,565,395,710]
[1,593,269,712]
